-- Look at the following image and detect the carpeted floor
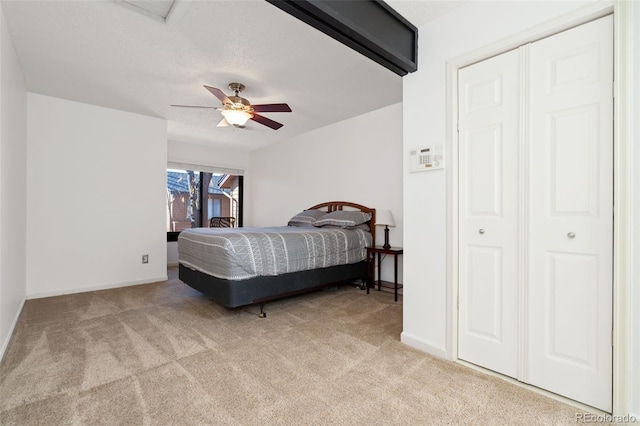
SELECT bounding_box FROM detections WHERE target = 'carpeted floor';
[0,268,587,425]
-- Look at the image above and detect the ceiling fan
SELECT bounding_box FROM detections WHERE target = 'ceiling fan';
[171,83,291,130]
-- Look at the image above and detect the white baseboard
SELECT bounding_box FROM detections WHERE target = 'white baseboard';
[401,331,449,359]
[0,297,26,362]
[26,275,169,299]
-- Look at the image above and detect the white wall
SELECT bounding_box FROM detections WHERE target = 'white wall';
[0,7,27,358]
[247,103,403,282]
[166,139,249,266]
[26,94,167,297]
[402,0,604,355]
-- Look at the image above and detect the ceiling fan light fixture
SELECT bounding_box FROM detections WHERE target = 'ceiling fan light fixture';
[221,109,252,126]
[173,83,290,130]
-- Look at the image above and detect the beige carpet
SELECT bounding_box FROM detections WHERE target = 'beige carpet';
[0,268,586,425]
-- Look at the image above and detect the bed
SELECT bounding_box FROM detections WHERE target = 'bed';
[178,201,376,315]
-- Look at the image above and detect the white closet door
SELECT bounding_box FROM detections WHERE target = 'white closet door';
[528,16,613,411]
[458,49,520,378]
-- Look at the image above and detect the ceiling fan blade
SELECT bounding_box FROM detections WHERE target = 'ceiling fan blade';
[217,118,230,127]
[170,104,218,109]
[204,85,231,105]
[251,103,292,113]
[251,113,284,130]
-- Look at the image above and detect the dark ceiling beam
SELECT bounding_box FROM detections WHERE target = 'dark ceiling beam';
[265,0,418,76]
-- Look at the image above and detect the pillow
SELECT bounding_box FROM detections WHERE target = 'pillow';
[313,210,372,228]
[315,223,371,231]
[287,209,327,227]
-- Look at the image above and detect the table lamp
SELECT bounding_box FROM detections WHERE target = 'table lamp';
[375,209,395,249]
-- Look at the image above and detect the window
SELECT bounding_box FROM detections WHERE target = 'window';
[208,199,221,218]
[166,168,243,241]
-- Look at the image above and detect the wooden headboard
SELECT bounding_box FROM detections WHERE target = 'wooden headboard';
[307,201,376,244]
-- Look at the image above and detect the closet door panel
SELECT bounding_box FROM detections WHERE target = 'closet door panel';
[458,49,520,378]
[549,105,600,215]
[545,252,599,364]
[528,15,613,412]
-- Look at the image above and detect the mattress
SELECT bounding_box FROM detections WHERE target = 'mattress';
[178,226,373,281]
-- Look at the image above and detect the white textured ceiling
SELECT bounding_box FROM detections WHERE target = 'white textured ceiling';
[2,0,464,151]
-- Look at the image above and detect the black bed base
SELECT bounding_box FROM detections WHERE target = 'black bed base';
[179,262,367,310]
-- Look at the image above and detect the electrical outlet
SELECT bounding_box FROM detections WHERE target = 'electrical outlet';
[142,254,149,264]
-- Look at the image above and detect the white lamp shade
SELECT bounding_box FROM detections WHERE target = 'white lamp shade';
[221,109,251,126]
[375,209,395,227]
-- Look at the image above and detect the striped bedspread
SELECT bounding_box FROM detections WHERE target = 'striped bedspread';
[178,226,373,281]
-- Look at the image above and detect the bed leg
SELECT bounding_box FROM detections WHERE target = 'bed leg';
[259,303,267,318]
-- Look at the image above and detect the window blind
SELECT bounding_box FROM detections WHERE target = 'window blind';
[167,161,244,176]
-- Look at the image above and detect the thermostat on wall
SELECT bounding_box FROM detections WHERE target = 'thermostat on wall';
[410,144,444,172]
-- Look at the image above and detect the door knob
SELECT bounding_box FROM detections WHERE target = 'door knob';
[479,229,485,235]
[567,232,576,239]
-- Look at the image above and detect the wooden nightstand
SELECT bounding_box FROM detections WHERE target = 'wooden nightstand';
[366,246,403,302]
